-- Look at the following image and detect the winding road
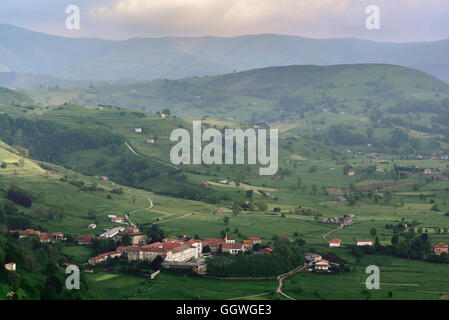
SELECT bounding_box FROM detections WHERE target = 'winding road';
[276,265,306,300]
[125,198,154,227]
[124,142,179,170]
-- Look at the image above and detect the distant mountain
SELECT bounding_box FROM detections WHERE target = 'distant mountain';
[1,24,449,82]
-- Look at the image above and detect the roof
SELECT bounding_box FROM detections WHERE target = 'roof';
[357,240,373,242]
[329,238,341,243]
[248,237,261,240]
[222,243,244,250]
[434,242,449,248]
[315,259,329,265]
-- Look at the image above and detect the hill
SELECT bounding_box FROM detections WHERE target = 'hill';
[2,24,449,82]
[28,64,449,155]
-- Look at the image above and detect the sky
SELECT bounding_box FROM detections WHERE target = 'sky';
[0,0,448,42]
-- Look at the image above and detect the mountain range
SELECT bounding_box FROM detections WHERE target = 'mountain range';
[1,24,449,83]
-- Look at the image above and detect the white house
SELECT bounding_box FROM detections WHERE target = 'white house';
[4,263,16,271]
[314,259,329,271]
[328,238,341,248]
[135,128,142,133]
[222,243,245,255]
[356,240,373,246]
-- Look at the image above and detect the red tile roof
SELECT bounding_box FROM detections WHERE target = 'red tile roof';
[434,242,449,248]
[329,238,341,244]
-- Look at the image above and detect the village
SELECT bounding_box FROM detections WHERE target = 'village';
[5,221,449,277]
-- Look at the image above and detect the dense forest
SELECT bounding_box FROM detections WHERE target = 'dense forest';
[0,114,125,163]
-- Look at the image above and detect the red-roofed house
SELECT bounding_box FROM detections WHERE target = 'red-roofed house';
[433,242,449,255]
[111,217,124,223]
[280,236,293,243]
[88,251,121,265]
[257,247,273,255]
[315,259,329,271]
[222,243,245,255]
[329,238,341,248]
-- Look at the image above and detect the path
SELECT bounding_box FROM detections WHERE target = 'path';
[153,212,193,225]
[125,198,154,228]
[322,224,344,242]
[276,265,306,300]
[124,142,179,170]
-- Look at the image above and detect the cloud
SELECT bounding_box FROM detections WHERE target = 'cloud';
[90,0,355,37]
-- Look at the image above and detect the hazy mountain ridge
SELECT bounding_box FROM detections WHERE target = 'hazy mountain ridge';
[1,24,449,82]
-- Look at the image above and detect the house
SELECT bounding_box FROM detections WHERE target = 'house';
[160,114,168,118]
[248,237,262,244]
[88,251,121,266]
[75,235,95,245]
[280,236,293,243]
[376,166,385,172]
[107,215,117,219]
[118,241,199,262]
[4,263,16,272]
[134,128,142,133]
[329,238,341,247]
[118,232,147,245]
[100,176,108,181]
[433,243,449,255]
[356,240,373,246]
[100,227,125,238]
[434,175,448,181]
[347,170,355,176]
[110,217,124,223]
[257,247,273,254]
[314,259,329,271]
[203,238,224,252]
[222,243,245,255]
[305,253,322,263]
[424,168,432,175]
[52,232,64,241]
[87,224,97,229]
[146,139,154,144]
[224,235,235,244]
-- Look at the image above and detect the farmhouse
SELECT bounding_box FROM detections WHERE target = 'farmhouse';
[356,240,373,246]
[328,238,341,247]
[75,235,95,245]
[134,128,142,133]
[87,223,97,229]
[347,170,355,176]
[110,217,124,223]
[433,242,449,255]
[4,263,16,272]
[314,259,329,271]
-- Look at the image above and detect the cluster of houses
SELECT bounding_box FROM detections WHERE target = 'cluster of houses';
[9,229,65,243]
[328,238,373,248]
[86,233,271,266]
[321,215,353,226]
[417,154,449,161]
[422,168,448,181]
[305,253,332,272]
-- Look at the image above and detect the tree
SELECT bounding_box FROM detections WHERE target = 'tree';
[232,201,241,216]
[246,190,253,199]
[256,200,268,212]
[391,234,399,245]
[370,228,377,237]
[223,216,230,225]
